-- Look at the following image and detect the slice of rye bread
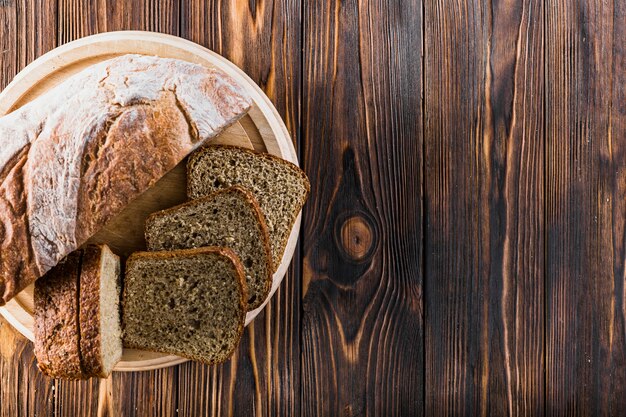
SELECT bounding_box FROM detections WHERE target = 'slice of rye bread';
[79,245,123,378]
[145,186,272,309]
[34,245,122,379]
[187,145,310,270]
[34,252,84,379]
[123,247,248,365]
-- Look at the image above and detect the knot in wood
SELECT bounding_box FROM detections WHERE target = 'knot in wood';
[336,214,375,262]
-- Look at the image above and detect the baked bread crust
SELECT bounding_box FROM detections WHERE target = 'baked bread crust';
[34,252,84,379]
[145,185,273,309]
[0,54,252,305]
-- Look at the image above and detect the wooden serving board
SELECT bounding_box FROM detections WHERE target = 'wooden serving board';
[0,31,301,372]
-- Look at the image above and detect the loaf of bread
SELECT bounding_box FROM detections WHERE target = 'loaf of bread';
[0,54,252,305]
[145,186,273,309]
[34,244,122,379]
[187,145,310,269]
[123,247,247,365]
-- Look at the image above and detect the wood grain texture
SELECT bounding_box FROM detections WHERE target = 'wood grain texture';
[57,0,179,43]
[55,379,99,416]
[545,0,626,414]
[178,0,302,416]
[0,320,55,417]
[0,0,56,86]
[301,0,423,415]
[109,369,178,417]
[424,0,545,414]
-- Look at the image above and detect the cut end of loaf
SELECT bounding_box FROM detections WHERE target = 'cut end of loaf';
[78,244,123,378]
[97,245,123,376]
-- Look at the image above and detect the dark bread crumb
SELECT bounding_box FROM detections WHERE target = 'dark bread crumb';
[187,145,310,271]
[145,186,272,309]
[122,247,247,365]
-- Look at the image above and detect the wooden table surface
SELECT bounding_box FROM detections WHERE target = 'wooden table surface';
[0,0,624,416]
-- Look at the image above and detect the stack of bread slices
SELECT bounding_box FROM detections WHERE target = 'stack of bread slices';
[34,145,309,379]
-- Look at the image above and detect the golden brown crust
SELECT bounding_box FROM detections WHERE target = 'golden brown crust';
[34,252,84,379]
[75,97,192,245]
[186,144,311,269]
[144,185,273,308]
[0,149,41,304]
[0,54,252,306]
[123,247,248,365]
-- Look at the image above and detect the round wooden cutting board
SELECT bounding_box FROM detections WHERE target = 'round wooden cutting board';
[0,31,301,372]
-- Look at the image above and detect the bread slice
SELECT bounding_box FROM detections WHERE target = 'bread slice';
[34,245,122,379]
[145,186,272,309]
[187,145,310,269]
[123,247,247,365]
[34,252,83,379]
[79,245,123,378]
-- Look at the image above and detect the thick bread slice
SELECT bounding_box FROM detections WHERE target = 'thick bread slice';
[0,54,252,305]
[79,245,122,378]
[123,247,247,365]
[34,252,84,379]
[187,145,310,270]
[145,186,272,309]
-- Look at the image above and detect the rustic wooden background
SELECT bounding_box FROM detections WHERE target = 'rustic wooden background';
[0,0,624,416]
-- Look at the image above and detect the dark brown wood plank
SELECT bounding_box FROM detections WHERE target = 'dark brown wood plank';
[108,369,178,417]
[58,0,179,43]
[423,0,545,414]
[0,0,18,90]
[54,378,99,416]
[178,1,301,416]
[15,0,56,68]
[609,2,626,412]
[0,1,56,416]
[484,0,546,414]
[0,319,55,417]
[545,0,626,414]
[58,368,178,417]
[0,0,56,101]
[301,0,423,415]
[54,2,180,416]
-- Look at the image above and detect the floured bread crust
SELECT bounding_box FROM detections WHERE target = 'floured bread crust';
[0,54,252,305]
